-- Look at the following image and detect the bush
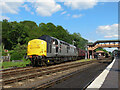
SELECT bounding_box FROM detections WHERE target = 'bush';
[10,44,27,60]
[2,60,31,69]
[10,52,23,60]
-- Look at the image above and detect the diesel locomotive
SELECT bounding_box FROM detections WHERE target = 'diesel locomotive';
[27,35,85,66]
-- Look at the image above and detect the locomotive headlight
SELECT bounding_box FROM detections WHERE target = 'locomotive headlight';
[28,43,30,45]
[29,56,32,58]
[48,60,50,63]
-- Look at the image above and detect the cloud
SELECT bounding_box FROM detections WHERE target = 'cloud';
[22,4,30,12]
[72,14,82,18]
[66,14,70,16]
[0,1,24,14]
[64,0,97,10]
[96,24,118,38]
[2,0,25,2]
[33,0,61,16]
[22,4,35,15]
[104,35,118,38]
[31,12,34,15]
[97,0,119,2]
[61,11,67,15]
[88,39,94,42]
[1,0,61,16]
[0,15,10,21]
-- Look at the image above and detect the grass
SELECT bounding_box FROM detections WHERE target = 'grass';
[76,59,96,63]
[1,60,31,69]
[1,59,95,69]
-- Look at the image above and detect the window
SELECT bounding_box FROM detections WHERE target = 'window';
[67,46,69,53]
[60,44,61,53]
[50,44,52,53]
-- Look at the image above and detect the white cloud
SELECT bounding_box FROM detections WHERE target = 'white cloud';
[1,0,61,16]
[22,4,35,15]
[88,39,94,42]
[64,0,97,10]
[0,1,24,14]
[0,15,10,21]
[22,4,30,12]
[31,12,34,15]
[61,11,67,15]
[67,14,70,16]
[104,35,118,38]
[96,24,118,38]
[33,0,61,16]
[3,0,25,2]
[97,0,119,2]
[72,14,82,18]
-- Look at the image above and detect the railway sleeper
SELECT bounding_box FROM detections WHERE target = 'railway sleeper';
[2,60,97,86]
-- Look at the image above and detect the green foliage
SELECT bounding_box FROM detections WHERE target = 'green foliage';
[2,19,88,60]
[10,44,27,60]
[2,60,30,69]
[88,42,93,45]
[0,44,2,56]
[71,33,88,49]
[2,51,7,56]
[95,47,108,53]
[76,59,95,63]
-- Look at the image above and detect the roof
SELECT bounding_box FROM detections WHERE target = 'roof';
[96,50,105,53]
[88,40,120,46]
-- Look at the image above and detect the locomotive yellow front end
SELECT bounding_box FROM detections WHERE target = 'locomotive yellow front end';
[27,39,47,66]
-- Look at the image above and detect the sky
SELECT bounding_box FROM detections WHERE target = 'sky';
[0,0,119,51]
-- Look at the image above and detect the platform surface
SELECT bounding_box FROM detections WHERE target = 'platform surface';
[87,57,119,89]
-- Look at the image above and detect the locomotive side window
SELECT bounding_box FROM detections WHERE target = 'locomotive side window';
[53,40,55,44]
[54,39,58,53]
[67,45,69,53]
[60,44,61,53]
[55,40,58,45]
[50,44,52,53]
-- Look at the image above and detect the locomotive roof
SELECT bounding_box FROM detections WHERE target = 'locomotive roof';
[39,35,76,47]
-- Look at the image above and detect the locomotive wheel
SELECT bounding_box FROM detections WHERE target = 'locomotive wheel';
[31,59,39,67]
[41,60,47,66]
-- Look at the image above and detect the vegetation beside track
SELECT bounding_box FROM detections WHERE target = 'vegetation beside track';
[76,59,95,62]
[1,59,95,69]
[1,20,88,61]
[1,59,31,69]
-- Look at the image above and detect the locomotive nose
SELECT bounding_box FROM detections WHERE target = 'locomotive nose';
[27,39,47,56]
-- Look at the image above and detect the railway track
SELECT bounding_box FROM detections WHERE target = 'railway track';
[1,59,94,78]
[34,59,112,89]
[2,60,97,86]
[2,59,112,89]
[1,59,84,76]
[0,66,32,72]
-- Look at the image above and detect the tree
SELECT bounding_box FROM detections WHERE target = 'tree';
[2,19,88,51]
[95,47,108,53]
[10,43,27,60]
[71,33,88,49]
[2,19,12,50]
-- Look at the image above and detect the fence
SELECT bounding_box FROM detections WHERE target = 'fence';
[1,56,10,62]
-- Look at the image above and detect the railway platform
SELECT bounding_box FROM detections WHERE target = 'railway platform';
[87,57,119,89]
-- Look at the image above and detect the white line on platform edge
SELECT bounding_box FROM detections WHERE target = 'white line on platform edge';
[86,58,116,89]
